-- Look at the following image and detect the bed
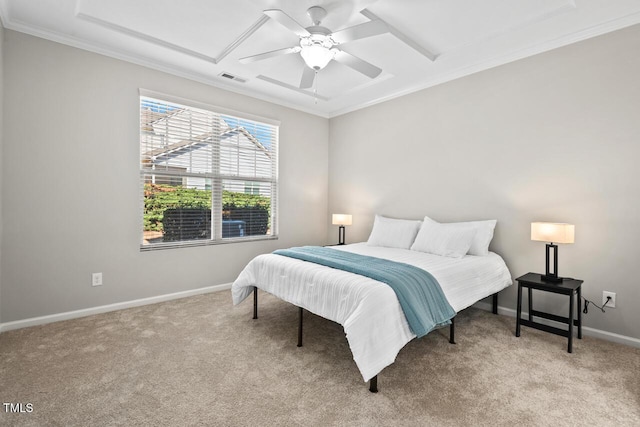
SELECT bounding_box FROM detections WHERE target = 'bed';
[232,216,513,392]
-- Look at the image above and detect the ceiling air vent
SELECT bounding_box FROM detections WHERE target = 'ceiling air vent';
[219,72,247,83]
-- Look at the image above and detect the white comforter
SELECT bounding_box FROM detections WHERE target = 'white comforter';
[231,243,512,382]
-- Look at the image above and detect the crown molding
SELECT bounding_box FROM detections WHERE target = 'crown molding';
[1,17,332,118]
[327,11,640,118]
[2,2,640,119]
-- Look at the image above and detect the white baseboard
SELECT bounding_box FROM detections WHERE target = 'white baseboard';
[474,301,640,349]
[4,289,638,350]
[0,283,232,333]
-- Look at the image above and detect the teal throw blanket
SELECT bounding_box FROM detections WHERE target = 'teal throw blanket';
[273,246,456,338]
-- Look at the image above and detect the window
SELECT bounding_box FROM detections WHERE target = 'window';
[140,92,278,249]
[244,181,261,195]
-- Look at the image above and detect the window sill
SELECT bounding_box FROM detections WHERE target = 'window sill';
[140,235,278,251]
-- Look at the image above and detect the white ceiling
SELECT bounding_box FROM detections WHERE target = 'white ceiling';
[1,0,640,118]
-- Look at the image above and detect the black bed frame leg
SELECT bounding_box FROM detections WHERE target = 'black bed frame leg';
[493,293,498,315]
[449,316,456,344]
[297,307,303,347]
[253,287,258,319]
[369,375,378,393]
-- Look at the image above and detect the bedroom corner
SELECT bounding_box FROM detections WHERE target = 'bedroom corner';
[328,24,640,343]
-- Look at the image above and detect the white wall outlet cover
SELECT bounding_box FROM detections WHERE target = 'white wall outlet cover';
[602,291,616,308]
[92,272,103,287]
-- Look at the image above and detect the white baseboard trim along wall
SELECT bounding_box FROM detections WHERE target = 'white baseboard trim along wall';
[0,283,231,333]
[474,301,640,349]
[1,288,639,351]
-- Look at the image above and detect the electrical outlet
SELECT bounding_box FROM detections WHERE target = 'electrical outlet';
[92,272,103,287]
[602,291,616,308]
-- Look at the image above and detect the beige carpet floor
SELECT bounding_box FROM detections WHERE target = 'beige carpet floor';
[1,290,639,426]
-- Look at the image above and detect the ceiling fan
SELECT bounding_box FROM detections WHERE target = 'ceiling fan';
[238,6,389,90]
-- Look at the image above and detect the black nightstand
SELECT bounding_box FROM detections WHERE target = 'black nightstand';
[515,272,583,353]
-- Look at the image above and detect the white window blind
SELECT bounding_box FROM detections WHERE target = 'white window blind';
[140,95,278,249]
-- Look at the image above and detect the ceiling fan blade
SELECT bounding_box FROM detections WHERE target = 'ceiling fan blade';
[264,9,310,37]
[334,50,382,79]
[239,46,301,64]
[299,66,316,89]
[331,20,388,44]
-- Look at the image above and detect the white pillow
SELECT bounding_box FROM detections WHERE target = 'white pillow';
[367,215,422,249]
[410,217,477,258]
[457,219,497,256]
[423,217,497,256]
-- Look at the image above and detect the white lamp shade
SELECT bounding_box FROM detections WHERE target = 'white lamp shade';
[300,44,335,70]
[332,214,352,226]
[531,222,575,244]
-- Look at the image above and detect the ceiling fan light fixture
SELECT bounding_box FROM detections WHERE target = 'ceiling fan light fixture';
[300,35,336,71]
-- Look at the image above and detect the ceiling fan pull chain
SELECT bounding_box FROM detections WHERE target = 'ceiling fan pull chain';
[314,70,319,104]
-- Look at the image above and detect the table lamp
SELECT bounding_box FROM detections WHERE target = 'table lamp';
[332,214,352,245]
[531,222,575,282]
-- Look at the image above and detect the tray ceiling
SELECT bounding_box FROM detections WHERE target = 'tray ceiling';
[1,0,640,117]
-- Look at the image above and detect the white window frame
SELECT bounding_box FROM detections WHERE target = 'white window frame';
[139,89,279,250]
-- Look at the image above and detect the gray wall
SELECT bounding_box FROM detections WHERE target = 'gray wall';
[329,24,640,339]
[0,30,329,322]
[0,24,4,323]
